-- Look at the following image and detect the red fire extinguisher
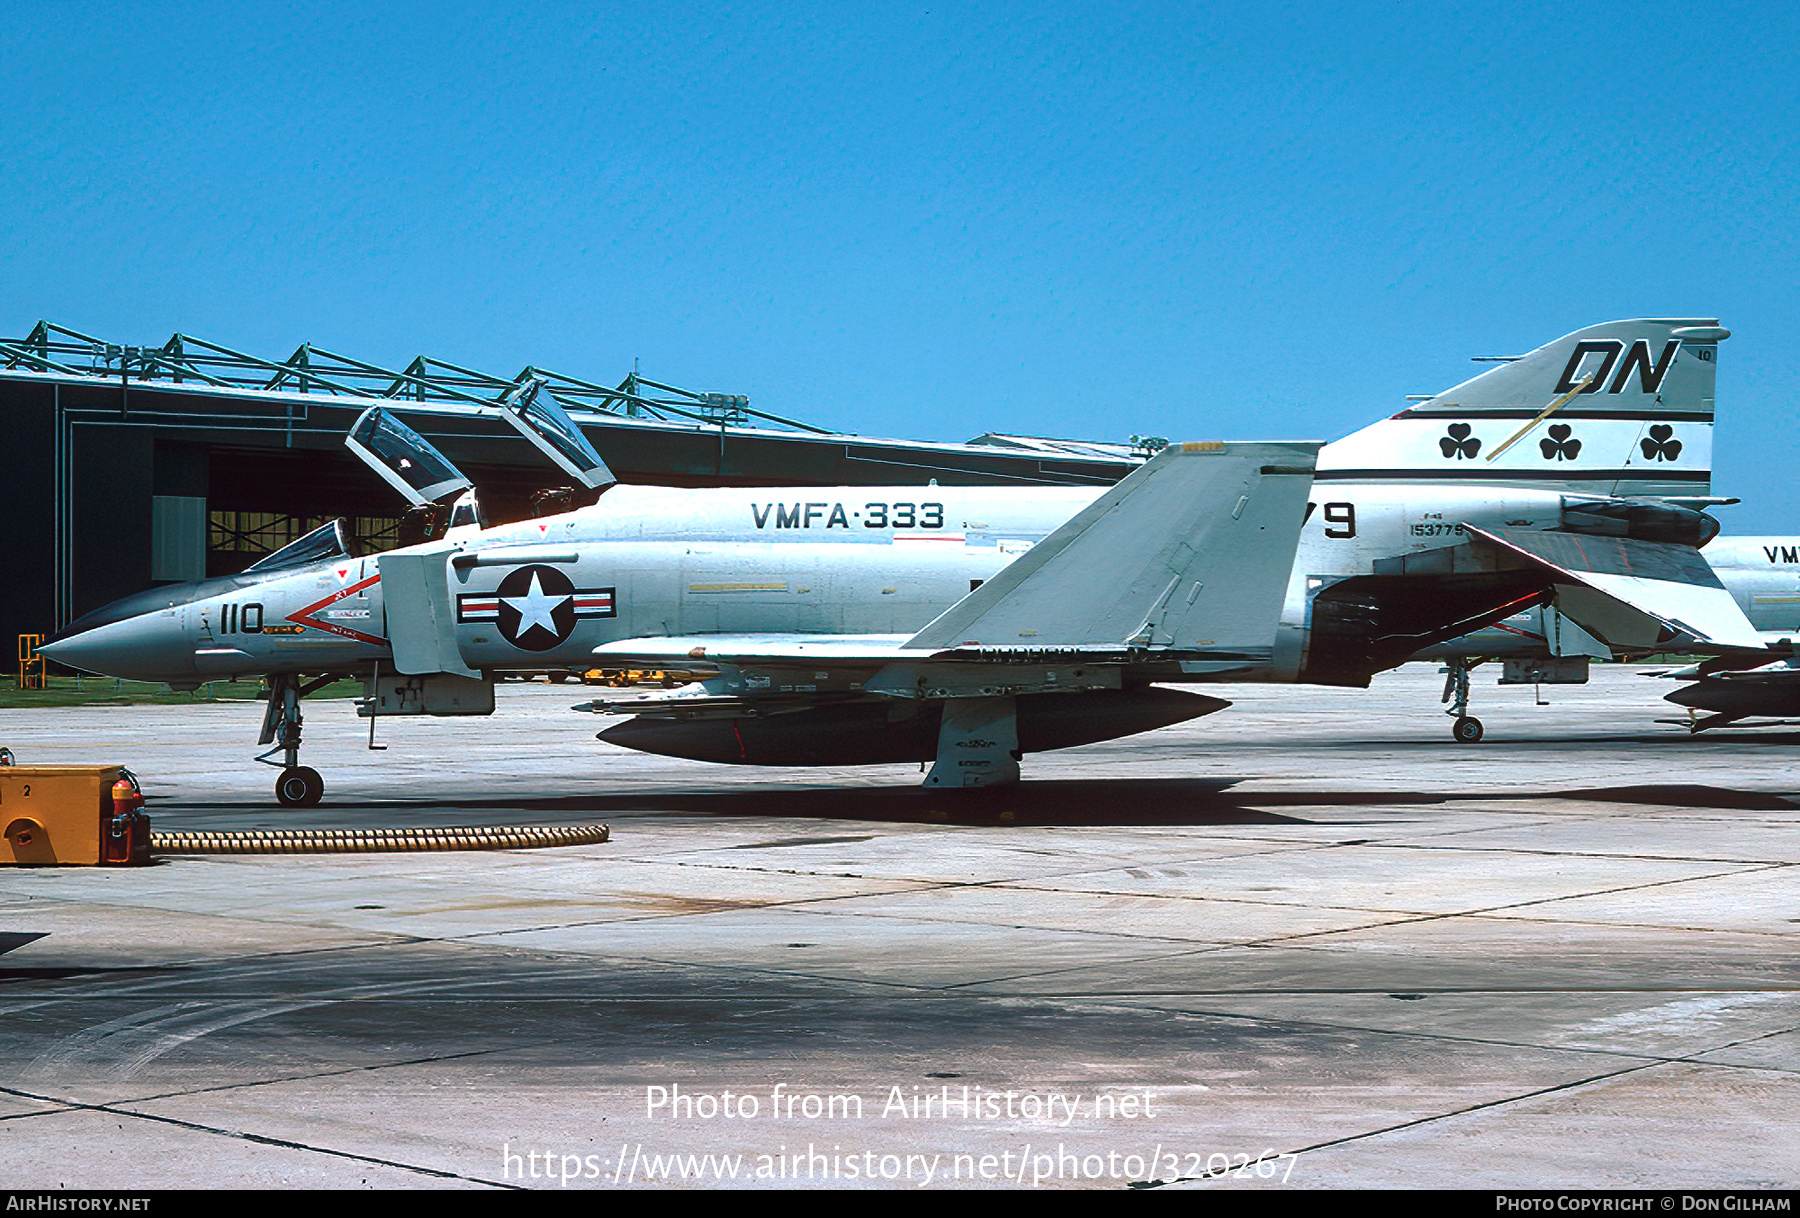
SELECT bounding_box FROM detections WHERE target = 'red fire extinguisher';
[103,771,151,865]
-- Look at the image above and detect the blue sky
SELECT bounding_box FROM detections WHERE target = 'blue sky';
[4,2,1796,527]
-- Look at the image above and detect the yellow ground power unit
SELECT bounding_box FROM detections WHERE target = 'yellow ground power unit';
[0,766,151,866]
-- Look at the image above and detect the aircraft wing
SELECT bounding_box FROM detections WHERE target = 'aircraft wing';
[590,440,1320,671]
[583,440,1316,786]
[1465,526,1763,650]
[590,634,917,668]
[905,440,1319,652]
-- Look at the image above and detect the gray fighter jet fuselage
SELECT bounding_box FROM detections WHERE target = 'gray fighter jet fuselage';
[41,479,1730,687]
[39,318,1757,802]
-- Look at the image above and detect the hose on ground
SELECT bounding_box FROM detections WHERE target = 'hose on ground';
[150,823,611,854]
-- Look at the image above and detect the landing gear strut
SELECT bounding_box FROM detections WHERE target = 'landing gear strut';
[1441,658,1486,744]
[256,673,339,807]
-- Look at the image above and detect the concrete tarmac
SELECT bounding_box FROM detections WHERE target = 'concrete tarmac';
[0,665,1795,1190]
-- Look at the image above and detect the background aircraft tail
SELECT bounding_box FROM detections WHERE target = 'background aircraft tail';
[1317,318,1728,499]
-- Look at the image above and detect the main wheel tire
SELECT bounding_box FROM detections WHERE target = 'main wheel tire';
[276,765,324,808]
[1451,715,1485,744]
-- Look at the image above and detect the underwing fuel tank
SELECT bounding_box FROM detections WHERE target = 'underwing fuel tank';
[596,687,1228,765]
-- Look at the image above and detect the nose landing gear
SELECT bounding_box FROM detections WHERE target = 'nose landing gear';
[256,673,339,807]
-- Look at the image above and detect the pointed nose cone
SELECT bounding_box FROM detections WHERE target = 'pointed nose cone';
[38,583,203,682]
[1662,682,1712,710]
[38,610,196,682]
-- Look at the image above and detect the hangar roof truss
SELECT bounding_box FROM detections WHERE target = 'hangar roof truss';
[0,320,835,434]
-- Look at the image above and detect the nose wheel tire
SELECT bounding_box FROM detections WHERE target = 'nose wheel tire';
[1451,716,1485,744]
[276,766,324,808]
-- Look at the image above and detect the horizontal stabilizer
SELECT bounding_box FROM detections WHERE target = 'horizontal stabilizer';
[1466,526,1761,649]
[905,441,1320,652]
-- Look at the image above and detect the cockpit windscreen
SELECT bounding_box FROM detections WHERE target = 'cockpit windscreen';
[244,520,352,573]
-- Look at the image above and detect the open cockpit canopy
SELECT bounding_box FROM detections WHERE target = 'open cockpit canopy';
[345,406,475,506]
[499,377,616,490]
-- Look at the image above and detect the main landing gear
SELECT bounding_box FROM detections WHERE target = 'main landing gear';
[1441,658,1487,744]
[275,765,324,807]
[256,673,339,807]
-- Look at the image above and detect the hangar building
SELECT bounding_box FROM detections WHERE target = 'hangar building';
[0,321,1141,666]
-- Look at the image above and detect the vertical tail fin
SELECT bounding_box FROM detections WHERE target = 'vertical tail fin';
[1318,319,1726,498]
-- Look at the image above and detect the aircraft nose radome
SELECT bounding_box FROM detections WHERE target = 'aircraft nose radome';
[36,617,189,681]
[44,620,103,647]
[43,582,197,646]
[35,633,107,674]
[36,630,123,676]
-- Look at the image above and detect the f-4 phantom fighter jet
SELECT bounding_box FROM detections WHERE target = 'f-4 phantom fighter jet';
[47,424,1323,801]
[40,319,1757,802]
[1406,533,1800,740]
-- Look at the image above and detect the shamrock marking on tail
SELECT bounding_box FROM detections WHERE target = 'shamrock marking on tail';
[1640,424,1682,462]
[1540,423,1582,461]
[1440,423,1481,460]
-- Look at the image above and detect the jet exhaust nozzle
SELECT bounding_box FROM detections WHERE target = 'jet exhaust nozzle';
[1560,498,1720,548]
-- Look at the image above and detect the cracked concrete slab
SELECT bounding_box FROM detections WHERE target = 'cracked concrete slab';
[0,666,1795,1189]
